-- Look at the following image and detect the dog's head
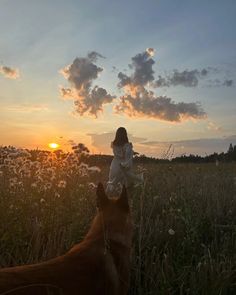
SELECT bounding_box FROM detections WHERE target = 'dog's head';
[95,182,133,246]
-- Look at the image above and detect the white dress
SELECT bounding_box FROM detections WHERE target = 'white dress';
[106,142,142,196]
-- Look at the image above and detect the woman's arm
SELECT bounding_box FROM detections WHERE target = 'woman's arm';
[120,143,133,169]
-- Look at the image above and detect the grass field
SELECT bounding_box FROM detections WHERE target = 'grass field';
[0,146,236,294]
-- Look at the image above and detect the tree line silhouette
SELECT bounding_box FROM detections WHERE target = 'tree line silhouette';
[1,143,235,165]
[85,143,236,165]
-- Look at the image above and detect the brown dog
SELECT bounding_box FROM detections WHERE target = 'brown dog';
[0,183,133,295]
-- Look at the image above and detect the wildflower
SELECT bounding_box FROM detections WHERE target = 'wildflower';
[44,182,52,190]
[78,163,89,170]
[168,228,175,235]
[58,180,67,188]
[25,172,31,178]
[88,166,101,173]
[55,192,60,198]
[9,177,18,184]
[88,182,96,189]
[4,158,12,165]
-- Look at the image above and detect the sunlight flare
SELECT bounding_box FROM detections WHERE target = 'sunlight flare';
[48,143,60,149]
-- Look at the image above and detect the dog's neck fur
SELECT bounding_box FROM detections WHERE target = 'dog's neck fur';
[84,211,133,252]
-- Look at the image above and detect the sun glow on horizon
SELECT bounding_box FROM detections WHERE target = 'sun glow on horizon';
[48,142,60,149]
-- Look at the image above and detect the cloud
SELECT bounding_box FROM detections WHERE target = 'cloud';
[88,131,146,154]
[59,49,233,122]
[87,51,105,61]
[67,139,77,146]
[153,68,234,88]
[206,78,234,87]
[139,135,236,157]
[88,132,236,157]
[112,66,119,73]
[207,121,222,132]
[153,69,208,88]
[59,87,75,100]
[5,104,48,112]
[118,48,155,88]
[115,91,206,122]
[223,79,233,87]
[0,66,20,79]
[60,52,115,117]
[116,49,206,122]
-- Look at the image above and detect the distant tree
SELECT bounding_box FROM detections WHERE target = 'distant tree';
[226,143,235,161]
[233,145,236,161]
[228,143,234,154]
[72,143,90,154]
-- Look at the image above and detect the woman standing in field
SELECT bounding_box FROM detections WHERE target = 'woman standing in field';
[106,127,143,196]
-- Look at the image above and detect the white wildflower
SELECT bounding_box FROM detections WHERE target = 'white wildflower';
[88,166,101,173]
[88,182,96,189]
[45,182,52,190]
[168,228,175,235]
[58,180,67,188]
[55,192,60,198]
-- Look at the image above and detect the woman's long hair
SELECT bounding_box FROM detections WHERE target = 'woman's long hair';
[112,127,129,146]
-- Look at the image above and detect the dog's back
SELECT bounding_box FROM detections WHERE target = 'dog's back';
[0,183,133,295]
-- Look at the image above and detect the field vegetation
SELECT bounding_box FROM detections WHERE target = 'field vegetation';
[0,146,236,294]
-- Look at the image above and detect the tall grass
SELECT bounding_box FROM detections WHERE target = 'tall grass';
[130,163,236,294]
[0,147,235,294]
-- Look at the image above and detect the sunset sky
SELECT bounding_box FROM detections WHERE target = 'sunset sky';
[1,0,236,157]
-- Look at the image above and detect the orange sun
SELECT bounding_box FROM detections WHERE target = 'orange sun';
[48,143,60,149]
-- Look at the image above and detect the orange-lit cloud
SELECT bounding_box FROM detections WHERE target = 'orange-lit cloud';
[0,65,20,79]
[59,49,208,122]
[59,52,116,117]
[207,121,222,132]
[115,49,206,122]
[5,104,49,113]
[88,131,146,154]
[139,135,236,157]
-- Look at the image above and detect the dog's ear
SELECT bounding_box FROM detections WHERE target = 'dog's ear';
[96,182,108,210]
[117,185,129,211]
